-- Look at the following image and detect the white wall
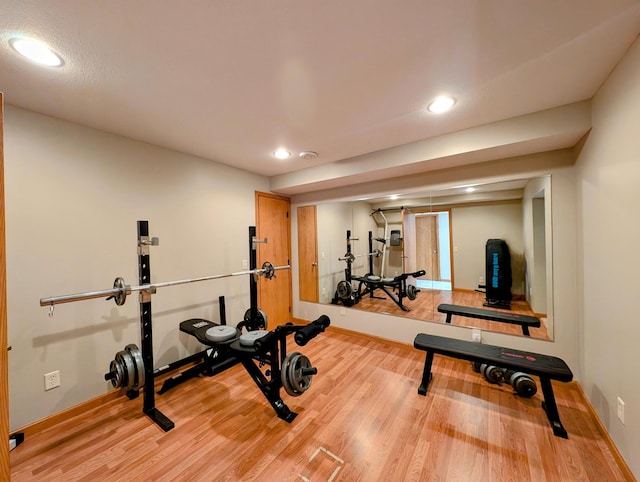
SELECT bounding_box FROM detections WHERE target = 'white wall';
[575,35,640,475]
[4,106,270,430]
[522,176,552,317]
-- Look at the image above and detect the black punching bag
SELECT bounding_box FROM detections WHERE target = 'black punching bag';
[484,239,512,309]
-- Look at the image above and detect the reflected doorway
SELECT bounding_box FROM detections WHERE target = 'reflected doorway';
[413,211,452,291]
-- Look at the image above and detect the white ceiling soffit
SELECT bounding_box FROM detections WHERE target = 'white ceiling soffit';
[272,101,591,196]
[0,1,639,186]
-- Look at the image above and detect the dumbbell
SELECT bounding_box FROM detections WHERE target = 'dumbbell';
[479,364,505,384]
[503,370,537,398]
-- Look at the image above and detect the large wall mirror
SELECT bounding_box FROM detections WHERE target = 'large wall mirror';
[298,175,553,340]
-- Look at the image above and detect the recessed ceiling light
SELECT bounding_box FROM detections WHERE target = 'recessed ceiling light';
[9,37,63,67]
[427,96,456,114]
[390,194,399,200]
[273,148,291,160]
[465,187,476,193]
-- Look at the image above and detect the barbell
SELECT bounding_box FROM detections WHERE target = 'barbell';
[337,249,382,263]
[40,261,288,310]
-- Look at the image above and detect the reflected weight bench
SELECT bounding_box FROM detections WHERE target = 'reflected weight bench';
[438,303,541,336]
[413,333,573,438]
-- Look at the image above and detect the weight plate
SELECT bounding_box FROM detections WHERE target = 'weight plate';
[243,308,268,330]
[115,350,135,391]
[336,281,353,300]
[112,277,127,306]
[125,344,145,389]
[281,352,314,397]
[288,354,313,394]
[108,359,124,389]
[482,365,504,384]
[205,325,238,343]
[281,353,297,397]
[239,330,269,347]
[343,253,356,263]
[407,284,418,300]
[510,372,537,398]
[261,261,275,279]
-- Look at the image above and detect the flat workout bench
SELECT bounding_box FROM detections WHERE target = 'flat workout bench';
[438,303,541,336]
[414,333,573,438]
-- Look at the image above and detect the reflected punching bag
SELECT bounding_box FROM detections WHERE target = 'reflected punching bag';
[484,239,512,309]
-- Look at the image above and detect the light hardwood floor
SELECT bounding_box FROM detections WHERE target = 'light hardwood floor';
[10,327,632,481]
[352,287,551,340]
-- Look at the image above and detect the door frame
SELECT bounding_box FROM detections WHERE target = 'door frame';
[1,92,10,480]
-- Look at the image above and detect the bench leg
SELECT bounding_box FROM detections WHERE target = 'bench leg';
[417,351,434,395]
[445,314,452,324]
[380,285,409,311]
[522,326,531,336]
[539,377,568,438]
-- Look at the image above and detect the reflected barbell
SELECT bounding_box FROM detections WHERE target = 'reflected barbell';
[40,261,288,310]
[338,249,382,263]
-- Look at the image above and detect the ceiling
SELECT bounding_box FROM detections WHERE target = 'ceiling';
[1,1,639,197]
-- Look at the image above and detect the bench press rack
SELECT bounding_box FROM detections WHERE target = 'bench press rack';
[333,230,425,311]
[40,221,288,432]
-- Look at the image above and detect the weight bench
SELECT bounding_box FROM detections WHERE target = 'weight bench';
[413,333,573,438]
[438,303,541,336]
[352,269,426,311]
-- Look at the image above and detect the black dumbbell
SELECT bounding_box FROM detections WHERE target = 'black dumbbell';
[503,370,537,397]
[480,364,505,384]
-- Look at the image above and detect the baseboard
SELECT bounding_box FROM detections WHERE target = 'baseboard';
[10,389,123,439]
[575,383,636,481]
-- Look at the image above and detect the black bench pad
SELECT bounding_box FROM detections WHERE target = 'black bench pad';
[414,333,573,438]
[438,303,541,336]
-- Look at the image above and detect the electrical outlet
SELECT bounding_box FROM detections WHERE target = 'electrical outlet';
[242,259,248,270]
[617,397,625,424]
[479,276,485,284]
[340,306,346,316]
[44,370,60,391]
[471,329,482,342]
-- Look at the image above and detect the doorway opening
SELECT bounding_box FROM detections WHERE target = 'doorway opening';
[413,211,452,291]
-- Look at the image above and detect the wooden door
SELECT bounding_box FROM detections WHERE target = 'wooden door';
[416,214,441,280]
[255,192,291,327]
[1,92,9,481]
[402,210,417,274]
[297,205,318,302]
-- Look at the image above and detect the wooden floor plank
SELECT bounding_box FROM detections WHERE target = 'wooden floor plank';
[10,327,633,481]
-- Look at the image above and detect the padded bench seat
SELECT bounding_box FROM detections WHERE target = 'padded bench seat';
[438,303,541,336]
[414,333,573,438]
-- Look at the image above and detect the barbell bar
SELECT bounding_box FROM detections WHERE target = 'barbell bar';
[40,261,289,309]
[338,249,382,263]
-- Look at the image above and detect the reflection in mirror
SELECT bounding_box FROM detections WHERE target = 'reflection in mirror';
[306,176,553,341]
